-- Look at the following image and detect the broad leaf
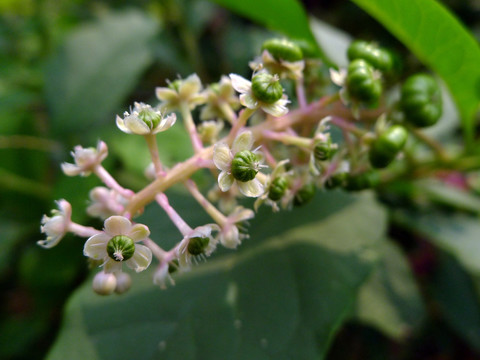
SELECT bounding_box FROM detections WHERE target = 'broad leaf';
[47,191,386,360]
[351,0,480,147]
[45,10,158,136]
[355,240,425,340]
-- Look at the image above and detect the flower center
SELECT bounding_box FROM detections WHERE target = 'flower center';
[187,236,210,256]
[138,109,161,129]
[107,235,135,262]
[231,150,259,182]
[251,73,283,104]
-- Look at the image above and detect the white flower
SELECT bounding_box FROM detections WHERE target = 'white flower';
[249,50,305,80]
[38,199,72,248]
[61,141,108,177]
[213,131,266,198]
[86,187,126,220]
[83,216,152,273]
[116,102,176,135]
[156,73,206,111]
[153,262,175,290]
[198,120,224,145]
[229,73,289,117]
[200,75,240,122]
[254,159,292,212]
[176,224,220,269]
[218,206,254,249]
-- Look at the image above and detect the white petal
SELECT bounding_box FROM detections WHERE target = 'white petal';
[124,115,150,135]
[229,74,251,94]
[261,99,289,117]
[213,143,232,171]
[218,171,234,192]
[238,178,265,197]
[104,258,122,273]
[83,233,110,259]
[126,244,152,272]
[232,131,253,153]
[116,115,132,134]
[128,224,150,242]
[180,74,202,99]
[155,87,178,102]
[153,113,176,134]
[240,93,258,109]
[329,68,347,86]
[104,216,131,236]
[61,162,81,176]
[220,225,241,249]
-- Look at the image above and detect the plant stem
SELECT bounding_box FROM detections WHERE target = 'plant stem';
[94,165,133,198]
[180,102,203,153]
[144,134,165,176]
[156,193,192,236]
[184,180,227,226]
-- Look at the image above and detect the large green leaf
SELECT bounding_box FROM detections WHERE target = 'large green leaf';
[354,240,425,340]
[47,191,386,360]
[45,10,158,135]
[351,0,480,147]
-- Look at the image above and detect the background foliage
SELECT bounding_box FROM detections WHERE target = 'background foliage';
[0,0,479,359]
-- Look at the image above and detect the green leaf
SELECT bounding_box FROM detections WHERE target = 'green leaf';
[47,191,386,360]
[354,240,425,340]
[351,0,480,146]
[208,0,321,56]
[45,10,159,135]
[392,209,480,275]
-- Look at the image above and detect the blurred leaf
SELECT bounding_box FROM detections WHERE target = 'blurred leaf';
[393,209,480,275]
[47,192,386,360]
[351,0,480,147]
[355,240,425,340]
[45,10,159,135]
[432,255,480,352]
[209,0,323,58]
[0,220,25,278]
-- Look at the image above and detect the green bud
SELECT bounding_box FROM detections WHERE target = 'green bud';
[294,183,316,206]
[347,40,393,73]
[345,171,380,191]
[168,259,179,274]
[324,173,347,189]
[268,176,289,201]
[187,236,210,256]
[138,109,161,129]
[231,150,259,182]
[251,73,284,104]
[401,73,442,127]
[369,125,408,168]
[346,59,382,105]
[261,38,303,62]
[107,235,135,262]
[314,139,335,161]
[169,80,182,92]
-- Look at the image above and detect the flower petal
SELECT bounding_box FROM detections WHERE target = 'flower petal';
[61,162,81,176]
[229,74,251,94]
[155,87,178,102]
[83,233,110,259]
[179,74,202,99]
[129,224,150,242]
[218,171,234,192]
[104,258,122,273]
[261,99,289,117]
[238,178,264,197]
[213,143,232,171]
[104,216,131,236]
[240,93,258,109]
[153,113,176,134]
[126,244,152,272]
[232,131,253,153]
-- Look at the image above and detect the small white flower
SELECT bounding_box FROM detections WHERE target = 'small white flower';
[38,199,72,248]
[83,216,152,273]
[61,141,108,177]
[153,262,175,290]
[229,73,289,117]
[200,76,240,122]
[176,224,220,269]
[116,102,176,135]
[218,206,254,249]
[197,120,224,145]
[86,187,126,220]
[213,131,266,198]
[156,73,206,111]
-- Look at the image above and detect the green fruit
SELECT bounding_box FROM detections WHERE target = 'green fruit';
[313,140,335,161]
[345,171,380,191]
[324,172,347,189]
[251,73,283,104]
[268,176,289,201]
[261,38,303,62]
[401,73,442,127]
[187,236,209,256]
[107,235,135,262]
[369,125,408,168]
[293,183,316,206]
[231,150,259,182]
[347,40,393,73]
[346,59,382,105]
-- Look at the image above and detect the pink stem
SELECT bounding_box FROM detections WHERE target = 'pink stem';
[94,165,134,198]
[156,193,192,236]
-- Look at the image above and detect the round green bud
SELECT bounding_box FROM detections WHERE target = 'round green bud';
[347,40,393,73]
[231,150,259,182]
[261,38,303,62]
[268,176,289,201]
[345,171,380,191]
[324,172,347,189]
[369,125,408,168]
[251,73,284,104]
[107,235,135,262]
[401,73,442,127]
[314,140,335,161]
[187,236,210,256]
[138,109,161,129]
[346,59,382,105]
[293,183,316,207]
